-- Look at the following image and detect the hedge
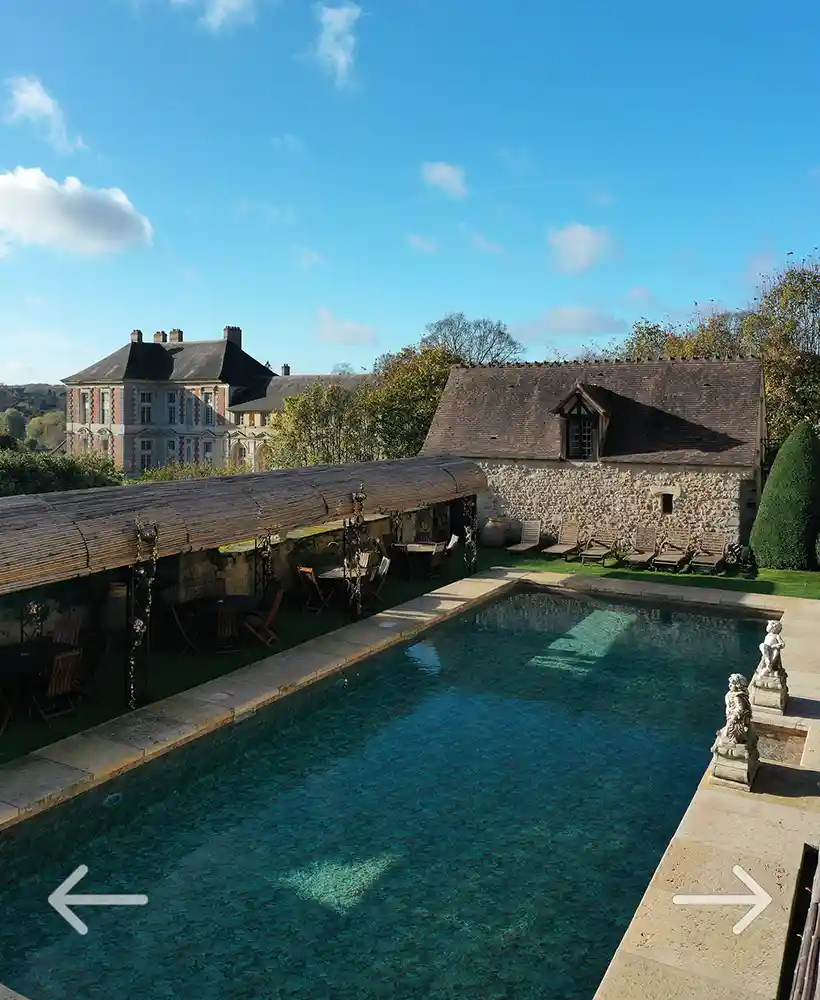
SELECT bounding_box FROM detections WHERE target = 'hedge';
[750,421,820,570]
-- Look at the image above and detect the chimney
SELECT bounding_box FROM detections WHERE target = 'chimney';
[281,363,291,376]
[168,329,183,344]
[130,329,143,343]
[223,326,242,348]
[153,330,168,344]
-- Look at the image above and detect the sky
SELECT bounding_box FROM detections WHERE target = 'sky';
[1,0,820,384]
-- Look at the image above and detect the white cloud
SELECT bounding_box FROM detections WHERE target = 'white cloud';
[171,0,255,31]
[548,223,612,273]
[463,227,502,253]
[421,161,467,198]
[296,246,324,269]
[5,76,85,154]
[626,285,653,305]
[0,167,153,255]
[272,133,304,153]
[406,233,437,253]
[513,306,628,340]
[315,4,361,88]
[317,306,374,344]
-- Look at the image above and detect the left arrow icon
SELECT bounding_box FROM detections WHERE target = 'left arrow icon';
[48,865,148,935]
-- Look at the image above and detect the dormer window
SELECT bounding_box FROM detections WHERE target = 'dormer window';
[550,382,610,462]
[566,399,596,459]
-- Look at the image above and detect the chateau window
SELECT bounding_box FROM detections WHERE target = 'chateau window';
[139,439,153,470]
[167,391,178,425]
[660,493,674,515]
[202,391,214,425]
[166,438,177,463]
[99,435,110,458]
[566,400,597,460]
[139,391,153,424]
[79,391,90,425]
[203,440,214,462]
[99,390,111,425]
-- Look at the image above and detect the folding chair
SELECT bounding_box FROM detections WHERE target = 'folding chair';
[244,587,284,647]
[297,566,332,613]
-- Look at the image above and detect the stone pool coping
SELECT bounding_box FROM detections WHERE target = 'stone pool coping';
[1,568,818,1000]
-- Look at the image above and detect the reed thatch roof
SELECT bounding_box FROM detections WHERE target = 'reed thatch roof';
[0,456,486,597]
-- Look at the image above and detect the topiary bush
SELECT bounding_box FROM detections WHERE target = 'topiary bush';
[750,421,820,570]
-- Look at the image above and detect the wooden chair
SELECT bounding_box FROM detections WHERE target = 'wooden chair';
[507,520,543,553]
[365,557,391,608]
[31,649,82,723]
[244,587,284,647]
[215,607,240,650]
[651,530,692,572]
[52,612,82,647]
[542,521,581,559]
[581,527,618,565]
[297,566,332,613]
[690,531,728,574]
[621,525,658,569]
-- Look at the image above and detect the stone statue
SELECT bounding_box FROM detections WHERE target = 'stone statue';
[716,674,753,745]
[750,619,789,714]
[711,673,759,789]
[755,619,786,679]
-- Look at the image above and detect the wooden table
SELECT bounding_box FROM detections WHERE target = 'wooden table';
[318,566,346,581]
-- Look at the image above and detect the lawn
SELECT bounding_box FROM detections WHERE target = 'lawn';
[476,548,820,600]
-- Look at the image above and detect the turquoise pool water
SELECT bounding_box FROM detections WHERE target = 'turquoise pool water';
[0,589,762,1000]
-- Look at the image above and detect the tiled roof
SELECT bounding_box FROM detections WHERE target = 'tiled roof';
[62,340,272,387]
[421,358,764,467]
[229,373,373,413]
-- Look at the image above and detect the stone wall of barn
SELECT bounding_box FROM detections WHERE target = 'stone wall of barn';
[476,459,758,546]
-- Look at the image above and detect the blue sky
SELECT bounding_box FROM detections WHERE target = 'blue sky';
[1,0,820,383]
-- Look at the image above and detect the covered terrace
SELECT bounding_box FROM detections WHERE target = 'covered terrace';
[0,455,484,762]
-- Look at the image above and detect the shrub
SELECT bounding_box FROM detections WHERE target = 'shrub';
[135,460,248,483]
[750,421,820,569]
[0,452,123,496]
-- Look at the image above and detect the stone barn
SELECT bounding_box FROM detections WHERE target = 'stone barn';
[421,358,766,546]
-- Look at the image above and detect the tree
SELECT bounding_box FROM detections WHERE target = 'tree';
[331,362,356,374]
[368,345,459,458]
[749,421,820,570]
[421,312,523,366]
[26,410,66,451]
[260,380,379,469]
[136,460,248,482]
[0,407,26,440]
[0,452,122,496]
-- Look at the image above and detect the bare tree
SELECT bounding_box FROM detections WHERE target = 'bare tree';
[421,312,523,366]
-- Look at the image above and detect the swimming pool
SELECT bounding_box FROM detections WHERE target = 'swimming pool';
[0,589,762,1000]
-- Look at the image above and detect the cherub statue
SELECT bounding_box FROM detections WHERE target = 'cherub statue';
[719,673,752,745]
[756,619,785,680]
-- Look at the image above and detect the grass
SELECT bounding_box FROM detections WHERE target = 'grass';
[478,548,820,600]
[2,544,818,766]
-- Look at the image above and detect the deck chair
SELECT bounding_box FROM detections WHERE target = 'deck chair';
[297,566,332,613]
[32,649,82,723]
[507,520,543,553]
[651,530,692,572]
[581,527,618,565]
[244,587,284,647]
[542,521,581,559]
[689,531,728,574]
[621,525,658,569]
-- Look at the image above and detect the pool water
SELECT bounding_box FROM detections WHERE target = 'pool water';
[0,590,762,1000]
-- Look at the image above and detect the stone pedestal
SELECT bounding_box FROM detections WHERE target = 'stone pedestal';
[750,678,789,715]
[710,732,759,791]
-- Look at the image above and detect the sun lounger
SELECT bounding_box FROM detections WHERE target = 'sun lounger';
[651,530,691,571]
[621,525,658,569]
[542,521,581,559]
[580,527,618,564]
[507,520,543,553]
[689,531,728,573]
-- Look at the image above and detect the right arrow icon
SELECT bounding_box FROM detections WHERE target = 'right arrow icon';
[672,865,773,935]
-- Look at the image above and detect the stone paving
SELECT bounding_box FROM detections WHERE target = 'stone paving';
[0,565,817,1000]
